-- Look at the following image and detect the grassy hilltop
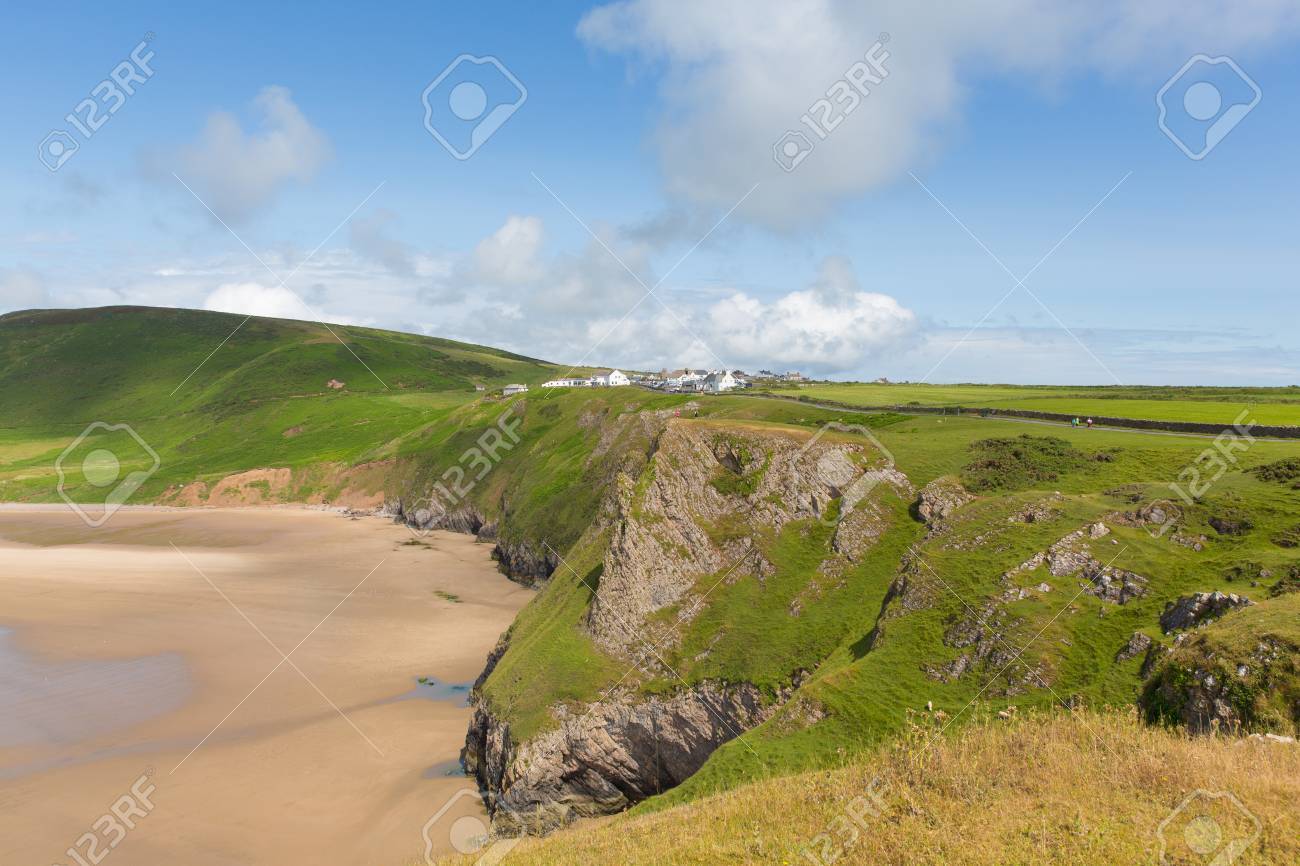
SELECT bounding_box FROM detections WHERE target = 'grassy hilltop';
[0,306,558,503]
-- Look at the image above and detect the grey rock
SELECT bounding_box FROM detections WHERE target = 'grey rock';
[464,681,777,835]
[1248,732,1297,744]
[587,421,908,652]
[916,478,974,527]
[1116,631,1154,662]
[1160,592,1255,634]
[1140,642,1171,679]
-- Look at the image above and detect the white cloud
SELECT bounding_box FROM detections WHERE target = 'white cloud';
[0,269,49,314]
[579,0,1300,229]
[202,282,314,321]
[474,215,544,285]
[706,257,917,371]
[460,218,916,373]
[173,86,331,223]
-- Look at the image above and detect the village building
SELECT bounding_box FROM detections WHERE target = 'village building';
[503,383,529,396]
[541,377,590,388]
[702,370,740,392]
[590,369,630,387]
[663,369,706,389]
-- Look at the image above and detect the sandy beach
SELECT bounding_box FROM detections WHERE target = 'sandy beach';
[0,507,532,866]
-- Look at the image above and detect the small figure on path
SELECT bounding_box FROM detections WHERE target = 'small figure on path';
[1086,417,1094,429]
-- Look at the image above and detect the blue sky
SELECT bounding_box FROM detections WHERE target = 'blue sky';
[2,1,1298,384]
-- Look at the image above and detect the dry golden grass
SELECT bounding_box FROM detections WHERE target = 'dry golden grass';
[437,709,1300,865]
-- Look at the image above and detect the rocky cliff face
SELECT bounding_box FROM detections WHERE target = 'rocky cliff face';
[387,498,558,584]
[1005,521,1150,604]
[464,681,774,834]
[490,540,557,585]
[464,419,909,834]
[587,421,910,653]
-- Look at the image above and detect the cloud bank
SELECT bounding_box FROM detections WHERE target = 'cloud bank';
[578,0,1300,229]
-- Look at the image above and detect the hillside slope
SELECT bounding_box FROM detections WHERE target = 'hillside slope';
[0,306,558,504]
[440,710,1300,866]
[0,306,554,422]
[444,402,1300,836]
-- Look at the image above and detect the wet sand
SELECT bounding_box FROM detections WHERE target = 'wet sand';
[0,507,532,866]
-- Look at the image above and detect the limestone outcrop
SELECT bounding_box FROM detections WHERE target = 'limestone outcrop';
[1160,591,1255,633]
[464,419,909,834]
[464,682,774,834]
[586,421,910,653]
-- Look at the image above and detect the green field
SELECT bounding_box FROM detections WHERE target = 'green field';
[758,382,1300,426]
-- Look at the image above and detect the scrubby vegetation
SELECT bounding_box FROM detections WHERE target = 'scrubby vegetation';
[1272,524,1300,548]
[1144,594,1300,736]
[960,435,1096,492]
[1251,457,1300,488]
[1270,565,1300,598]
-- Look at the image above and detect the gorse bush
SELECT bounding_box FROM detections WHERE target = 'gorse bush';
[961,435,1093,492]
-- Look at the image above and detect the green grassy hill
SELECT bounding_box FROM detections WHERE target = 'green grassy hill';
[0,306,558,503]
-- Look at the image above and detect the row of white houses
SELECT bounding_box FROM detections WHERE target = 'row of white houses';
[540,369,631,389]
[512,367,805,398]
[654,369,744,392]
[538,367,746,392]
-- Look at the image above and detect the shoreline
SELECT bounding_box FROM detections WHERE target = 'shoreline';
[0,507,528,866]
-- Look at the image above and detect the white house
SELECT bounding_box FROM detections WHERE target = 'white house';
[541,378,590,388]
[590,369,630,387]
[664,369,707,390]
[702,370,740,392]
[503,383,529,396]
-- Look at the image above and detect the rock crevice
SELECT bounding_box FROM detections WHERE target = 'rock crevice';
[464,682,774,834]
